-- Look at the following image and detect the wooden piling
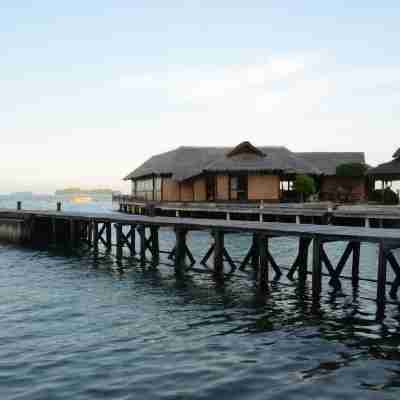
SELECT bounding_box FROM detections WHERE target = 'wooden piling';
[312,236,322,301]
[376,242,387,318]
[174,228,187,272]
[352,241,361,287]
[256,233,268,289]
[87,221,93,246]
[150,226,159,266]
[298,237,310,283]
[213,230,224,276]
[51,217,57,244]
[138,225,146,266]
[106,222,112,252]
[93,221,99,254]
[251,233,260,271]
[116,223,123,261]
[69,219,76,247]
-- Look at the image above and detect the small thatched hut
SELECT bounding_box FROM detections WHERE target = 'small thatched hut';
[367,148,400,182]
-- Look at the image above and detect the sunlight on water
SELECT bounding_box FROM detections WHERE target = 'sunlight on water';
[0,196,400,399]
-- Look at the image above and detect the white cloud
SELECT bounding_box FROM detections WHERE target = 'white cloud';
[2,53,400,193]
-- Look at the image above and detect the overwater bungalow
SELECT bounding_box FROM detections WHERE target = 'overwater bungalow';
[123,141,366,203]
[367,148,400,185]
[367,148,400,204]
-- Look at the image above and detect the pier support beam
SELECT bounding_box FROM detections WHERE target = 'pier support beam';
[150,226,160,266]
[376,242,387,320]
[93,221,99,254]
[51,217,57,245]
[213,230,224,277]
[239,234,281,278]
[256,233,269,289]
[69,219,76,248]
[116,223,123,261]
[106,222,112,252]
[87,221,93,247]
[352,242,361,287]
[312,236,322,302]
[174,228,187,273]
[251,234,260,271]
[138,225,146,266]
[287,237,311,282]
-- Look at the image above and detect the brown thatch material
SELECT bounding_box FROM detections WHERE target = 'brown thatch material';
[393,148,400,159]
[124,147,228,181]
[206,147,319,175]
[295,152,365,175]
[124,144,366,182]
[226,141,266,158]
[367,158,400,179]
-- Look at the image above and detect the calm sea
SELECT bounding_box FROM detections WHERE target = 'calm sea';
[0,195,400,399]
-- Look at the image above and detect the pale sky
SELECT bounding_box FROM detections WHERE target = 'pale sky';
[1,1,400,194]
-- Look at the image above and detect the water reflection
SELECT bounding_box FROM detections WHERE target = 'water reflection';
[2,238,400,399]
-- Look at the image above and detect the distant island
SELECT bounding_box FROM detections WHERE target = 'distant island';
[55,188,114,196]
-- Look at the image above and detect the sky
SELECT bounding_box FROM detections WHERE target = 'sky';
[1,1,400,194]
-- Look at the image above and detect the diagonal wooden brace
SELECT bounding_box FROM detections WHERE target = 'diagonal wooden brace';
[384,248,400,299]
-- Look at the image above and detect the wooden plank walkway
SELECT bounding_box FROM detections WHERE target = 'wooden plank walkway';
[2,208,400,243]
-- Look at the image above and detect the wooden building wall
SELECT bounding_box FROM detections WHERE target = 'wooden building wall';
[193,177,207,201]
[248,175,280,200]
[320,176,366,201]
[180,181,194,201]
[216,175,229,200]
[162,178,180,201]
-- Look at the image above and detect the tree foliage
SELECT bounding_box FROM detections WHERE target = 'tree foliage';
[294,175,316,200]
[335,162,368,178]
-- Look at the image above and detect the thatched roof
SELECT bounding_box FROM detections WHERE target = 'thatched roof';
[124,147,228,181]
[295,152,365,175]
[367,158,400,179]
[206,146,319,175]
[367,148,400,179]
[124,143,366,181]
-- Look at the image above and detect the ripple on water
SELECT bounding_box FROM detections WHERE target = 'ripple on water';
[1,232,400,400]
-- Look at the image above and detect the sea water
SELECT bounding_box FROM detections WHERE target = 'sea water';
[0,195,399,399]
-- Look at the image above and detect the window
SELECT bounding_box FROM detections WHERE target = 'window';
[280,180,294,191]
[135,178,154,200]
[133,176,163,201]
[230,175,247,200]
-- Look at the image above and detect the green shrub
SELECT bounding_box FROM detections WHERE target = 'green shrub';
[294,175,316,202]
[336,162,368,178]
[370,188,399,205]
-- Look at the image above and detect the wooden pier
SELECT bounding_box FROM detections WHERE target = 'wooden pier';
[113,196,400,228]
[1,207,400,319]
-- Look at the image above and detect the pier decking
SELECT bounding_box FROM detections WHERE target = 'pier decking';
[113,195,400,227]
[1,207,400,319]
